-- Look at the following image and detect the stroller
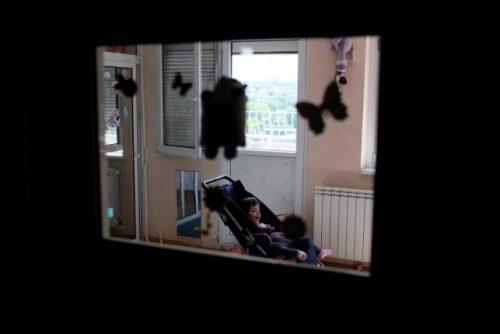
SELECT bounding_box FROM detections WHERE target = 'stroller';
[202,175,325,267]
[202,175,281,258]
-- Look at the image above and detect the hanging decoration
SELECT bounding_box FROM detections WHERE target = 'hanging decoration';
[108,108,120,128]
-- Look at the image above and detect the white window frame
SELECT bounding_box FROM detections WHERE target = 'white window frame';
[156,43,203,158]
[361,36,381,176]
[295,38,308,216]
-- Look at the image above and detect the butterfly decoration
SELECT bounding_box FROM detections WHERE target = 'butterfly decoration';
[295,79,347,135]
[172,72,193,96]
[114,73,137,97]
[107,109,120,128]
[331,37,353,73]
[336,72,348,85]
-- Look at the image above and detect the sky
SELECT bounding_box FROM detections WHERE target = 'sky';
[232,54,298,82]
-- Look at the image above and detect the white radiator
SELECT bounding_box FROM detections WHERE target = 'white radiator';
[314,186,374,263]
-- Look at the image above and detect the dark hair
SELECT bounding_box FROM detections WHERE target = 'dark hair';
[241,197,260,214]
[282,215,306,240]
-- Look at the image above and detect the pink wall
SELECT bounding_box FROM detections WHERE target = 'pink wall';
[124,39,375,246]
[303,37,375,233]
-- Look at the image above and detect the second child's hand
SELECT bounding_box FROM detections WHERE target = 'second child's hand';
[297,250,307,261]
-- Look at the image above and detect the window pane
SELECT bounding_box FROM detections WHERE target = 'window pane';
[231,51,298,152]
[104,67,119,146]
[162,44,196,148]
[176,170,201,239]
[183,171,196,217]
[202,42,217,91]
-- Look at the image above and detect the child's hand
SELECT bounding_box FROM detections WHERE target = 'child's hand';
[297,250,307,261]
[258,223,275,232]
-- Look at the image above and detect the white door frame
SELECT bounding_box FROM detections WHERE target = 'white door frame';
[103,52,143,241]
[218,38,307,216]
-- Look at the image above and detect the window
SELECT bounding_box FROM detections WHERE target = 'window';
[361,36,381,174]
[231,40,299,152]
[103,66,122,148]
[157,42,218,157]
[176,170,201,239]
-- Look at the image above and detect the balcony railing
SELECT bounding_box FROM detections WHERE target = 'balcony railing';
[245,110,297,151]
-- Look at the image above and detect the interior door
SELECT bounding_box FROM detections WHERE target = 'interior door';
[102,53,141,240]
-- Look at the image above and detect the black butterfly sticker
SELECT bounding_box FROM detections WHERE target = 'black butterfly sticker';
[296,80,347,134]
[114,73,137,97]
[172,72,192,96]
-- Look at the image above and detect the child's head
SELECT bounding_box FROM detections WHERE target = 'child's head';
[241,197,261,224]
[282,215,307,240]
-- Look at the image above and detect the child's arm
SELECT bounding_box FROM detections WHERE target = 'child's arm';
[270,242,306,260]
[276,213,287,221]
[306,237,332,260]
[309,239,333,259]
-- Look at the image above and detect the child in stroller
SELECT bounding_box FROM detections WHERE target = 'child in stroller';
[241,196,332,264]
[241,197,307,261]
[202,175,331,265]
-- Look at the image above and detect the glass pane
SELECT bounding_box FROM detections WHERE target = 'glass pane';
[162,44,196,148]
[231,51,298,152]
[183,171,196,217]
[176,170,201,239]
[97,37,381,276]
[202,42,217,91]
[104,66,119,146]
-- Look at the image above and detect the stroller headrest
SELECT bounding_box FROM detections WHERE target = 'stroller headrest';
[220,180,246,203]
[232,180,247,199]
